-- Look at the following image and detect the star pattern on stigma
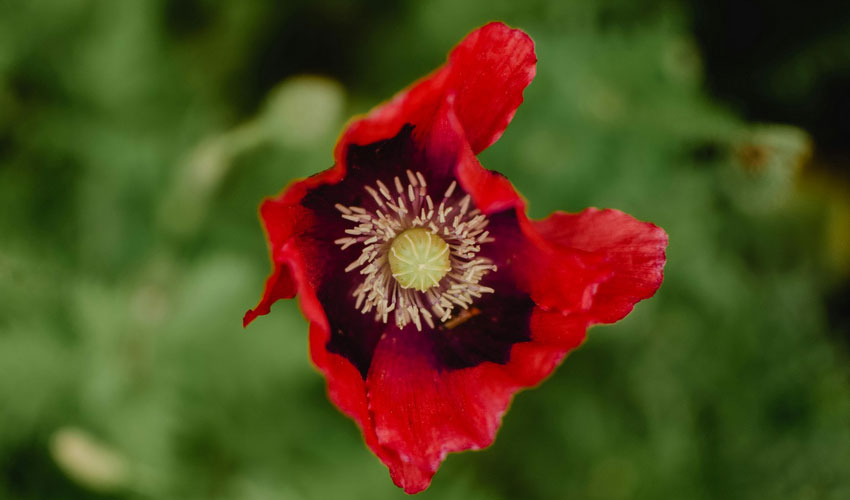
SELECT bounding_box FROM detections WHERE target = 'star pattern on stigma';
[244,21,668,495]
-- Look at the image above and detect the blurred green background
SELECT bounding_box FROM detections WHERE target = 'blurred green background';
[2,1,850,499]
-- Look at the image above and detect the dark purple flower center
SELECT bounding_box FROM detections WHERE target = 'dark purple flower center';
[333,167,497,330]
[301,126,533,377]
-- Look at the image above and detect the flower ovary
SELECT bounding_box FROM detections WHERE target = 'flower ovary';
[389,228,451,292]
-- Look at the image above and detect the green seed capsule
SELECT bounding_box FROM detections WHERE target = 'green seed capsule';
[388,228,452,292]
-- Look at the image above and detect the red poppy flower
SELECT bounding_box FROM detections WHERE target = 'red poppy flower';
[244,22,667,494]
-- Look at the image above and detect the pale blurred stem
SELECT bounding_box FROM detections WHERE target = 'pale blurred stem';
[158,119,266,240]
[156,76,345,242]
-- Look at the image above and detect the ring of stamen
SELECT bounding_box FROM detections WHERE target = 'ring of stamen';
[335,170,496,331]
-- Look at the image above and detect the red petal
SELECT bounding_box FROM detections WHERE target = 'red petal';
[366,311,589,493]
[520,242,613,316]
[243,199,306,326]
[446,22,537,153]
[336,22,536,165]
[426,97,615,316]
[534,209,668,323]
[243,193,394,479]
[427,92,524,214]
[242,161,344,327]
[242,262,295,327]
[243,190,402,486]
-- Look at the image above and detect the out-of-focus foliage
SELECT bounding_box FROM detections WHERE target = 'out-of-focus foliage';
[1,1,849,499]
